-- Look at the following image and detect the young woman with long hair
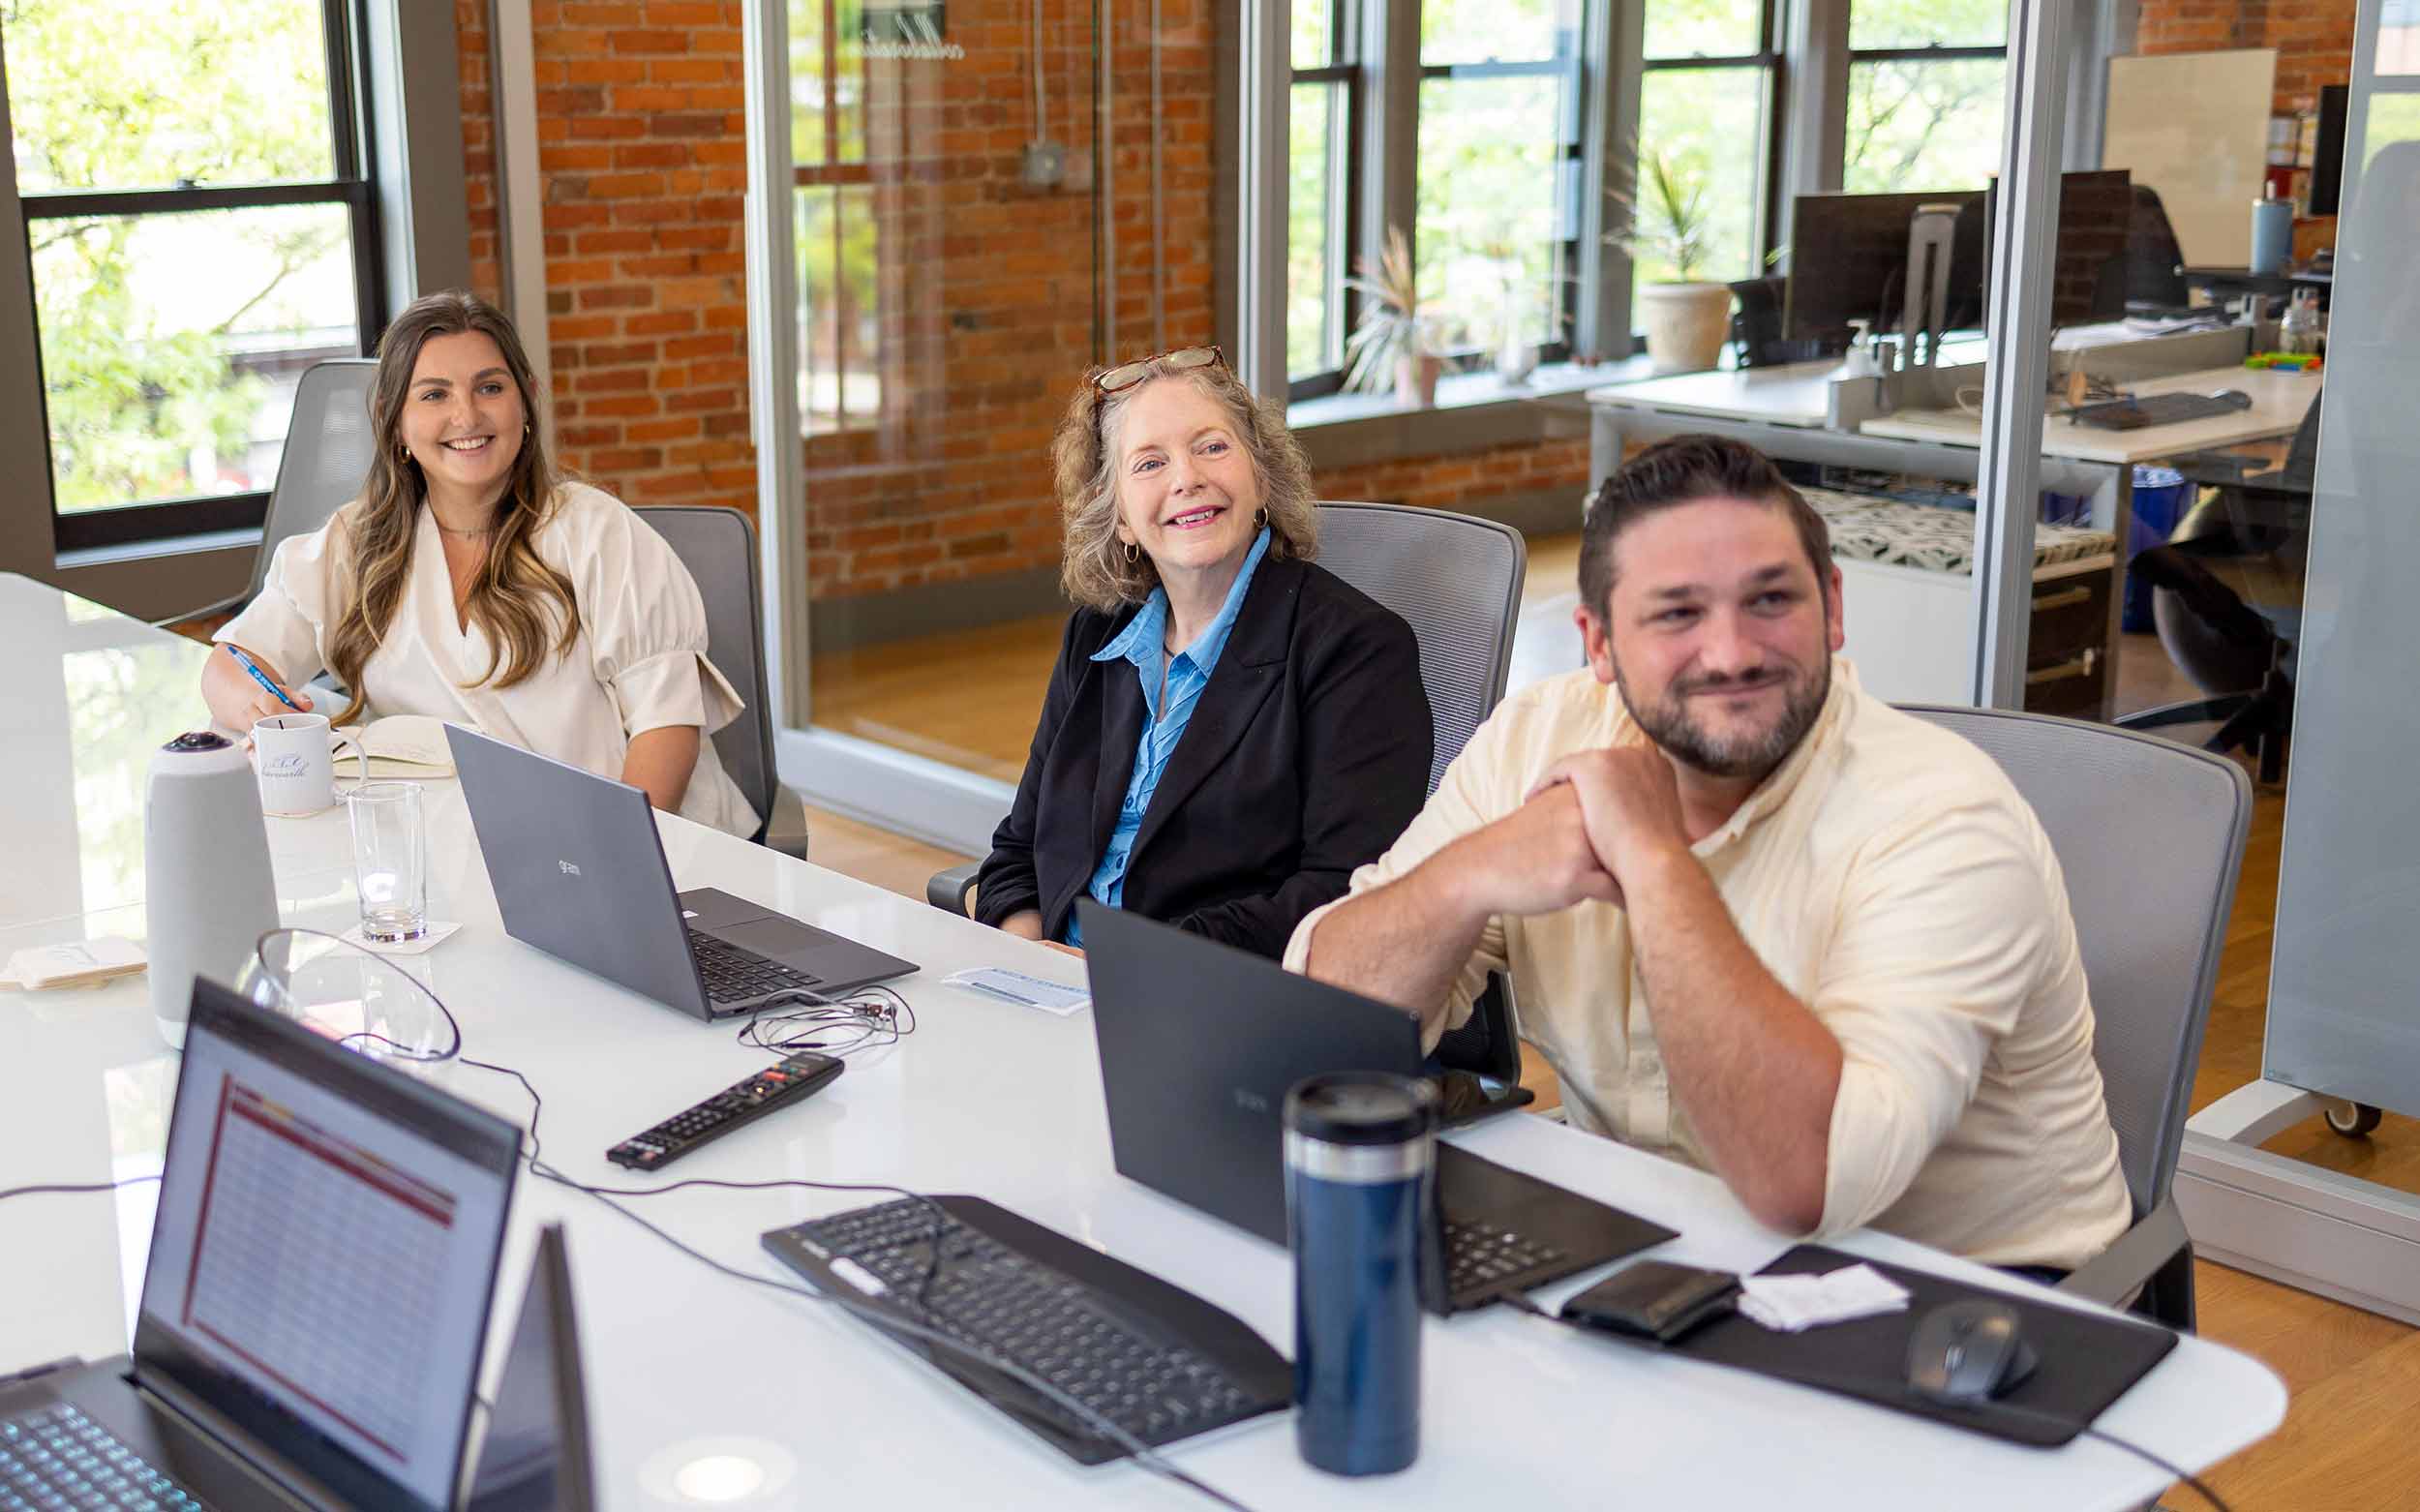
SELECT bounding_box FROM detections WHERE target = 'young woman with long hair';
[202,288,758,836]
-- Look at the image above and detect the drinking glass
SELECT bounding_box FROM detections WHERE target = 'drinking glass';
[239,927,461,1071]
[348,781,428,943]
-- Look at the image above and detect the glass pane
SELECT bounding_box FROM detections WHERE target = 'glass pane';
[1645,0,1764,62]
[1850,0,2006,52]
[2,0,336,193]
[1293,0,1332,70]
[796,185,880,433]
[1416,74,1572,353]
[789,0,1104,789]
[791,0,868,167]
[1843,58,2007,193]
[31,205,360,513]
[1629,68,1769,330]
[2382,0,2420,75]
[1288,81,1338,378]
[1422,0,1575,66]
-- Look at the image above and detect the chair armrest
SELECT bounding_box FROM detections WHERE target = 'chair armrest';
[762,785,811,862]
[149,590,250,631]
[2056,1194,2188,1312]
[927,862,981,916]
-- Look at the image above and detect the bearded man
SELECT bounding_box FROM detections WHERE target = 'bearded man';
[1286,435,2130,1272]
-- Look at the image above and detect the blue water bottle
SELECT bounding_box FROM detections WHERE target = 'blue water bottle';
[1284,1071,1435,1476]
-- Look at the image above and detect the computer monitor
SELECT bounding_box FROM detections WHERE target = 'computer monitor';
[2310,84,2349,218]
[1783,189,1983,351]
[1785,170,2134,348]
[466,1225,596,1512]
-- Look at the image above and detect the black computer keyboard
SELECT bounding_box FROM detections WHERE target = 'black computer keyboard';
[0,1403,210,1511]
[762,1195,1290,1466]
[1442,1217,1571,1300]
[688,929,824,1009]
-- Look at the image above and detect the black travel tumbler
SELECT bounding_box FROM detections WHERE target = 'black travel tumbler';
[1283,1071,1436,1476]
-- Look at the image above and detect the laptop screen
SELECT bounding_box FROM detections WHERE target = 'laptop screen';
[466,1225,595,1512]
[134,980,521,1512]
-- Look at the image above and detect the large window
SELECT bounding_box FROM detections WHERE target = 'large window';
[1288,0,1358,393]
[1842,0,2008,192]
[1415,0,1583,362]
[1635,0,1784,332]
[3,0,383,552]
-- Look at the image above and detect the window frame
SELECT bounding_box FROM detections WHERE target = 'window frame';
[1636,0,1792,343]
[1839,36,2011,196]
[12,0,389,555]
[1413,32,1589,369]
[1286,0,1364,402]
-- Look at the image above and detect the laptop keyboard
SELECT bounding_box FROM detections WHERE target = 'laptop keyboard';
[0,1404,210,1511]
[766,1197,1282,1464]
[1443,1217,1570,1299]
[688,929,825,1009]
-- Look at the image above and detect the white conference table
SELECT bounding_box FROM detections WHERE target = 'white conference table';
[0,573,2284,1510]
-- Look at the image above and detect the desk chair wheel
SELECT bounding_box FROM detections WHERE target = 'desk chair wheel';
[2326,1101,2383,1138]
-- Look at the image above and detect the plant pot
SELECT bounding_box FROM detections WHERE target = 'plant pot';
[1638,282,1735,375]
[1394,352,1443,408]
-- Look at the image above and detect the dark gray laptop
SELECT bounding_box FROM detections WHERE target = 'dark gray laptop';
[0,978,521,1511]
[465,1225,594,1512]
[448,726,916,1021]
[1080,900,1676,1314]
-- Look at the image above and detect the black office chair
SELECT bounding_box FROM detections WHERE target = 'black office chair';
[2113,548,2294,783]
[2118,393,2320,782]
[1729,276,1827,368]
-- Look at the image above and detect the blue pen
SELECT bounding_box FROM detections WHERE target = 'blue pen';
[224,644,304,712]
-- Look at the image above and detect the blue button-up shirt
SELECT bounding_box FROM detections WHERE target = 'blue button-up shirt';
[1065,527,1274,947]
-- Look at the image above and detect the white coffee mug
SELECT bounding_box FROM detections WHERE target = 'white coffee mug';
[253,711,335,816]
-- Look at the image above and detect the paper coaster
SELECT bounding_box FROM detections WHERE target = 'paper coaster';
[337,920,464,956]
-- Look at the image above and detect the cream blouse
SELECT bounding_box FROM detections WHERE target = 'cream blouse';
[217,482,758,838]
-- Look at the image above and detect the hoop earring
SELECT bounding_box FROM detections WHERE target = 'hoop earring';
[1255,506,1268,530]
[1124,541,1139,566]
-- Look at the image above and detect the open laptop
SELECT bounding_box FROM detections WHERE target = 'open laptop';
[1080,901,1677,1315]
[0,977,521,1511]
[464,1225,595,1512]
[448,725,916,1021]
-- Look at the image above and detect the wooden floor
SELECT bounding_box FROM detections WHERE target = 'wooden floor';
[804,528,2414,1506]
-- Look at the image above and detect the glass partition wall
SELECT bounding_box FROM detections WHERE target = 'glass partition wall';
[785,0,1111,801]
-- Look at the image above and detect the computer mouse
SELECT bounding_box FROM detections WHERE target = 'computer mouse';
[1906,1300,2040,1406]
[2211,388,2254,408]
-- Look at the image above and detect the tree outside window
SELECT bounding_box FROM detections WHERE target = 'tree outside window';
[4,0,374,541]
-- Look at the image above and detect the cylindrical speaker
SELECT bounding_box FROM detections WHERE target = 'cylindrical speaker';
[145,731,281,1048]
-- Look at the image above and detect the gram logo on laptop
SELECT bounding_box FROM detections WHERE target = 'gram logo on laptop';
[559,860,582,876]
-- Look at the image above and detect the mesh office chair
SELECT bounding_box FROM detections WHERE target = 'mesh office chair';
[1901,705,2252,1330]
[925,501,1533,1099]
[158,359,378,627]
[633,506,810,860]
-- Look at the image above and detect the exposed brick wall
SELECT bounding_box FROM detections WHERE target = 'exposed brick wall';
[2134,0,2355,112]
[451,4,1571,612]
[800,0,1219,606]
[456,1,501,303]
[1314,438,1593,521]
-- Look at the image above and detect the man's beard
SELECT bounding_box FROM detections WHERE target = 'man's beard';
[1615,653,1831,780]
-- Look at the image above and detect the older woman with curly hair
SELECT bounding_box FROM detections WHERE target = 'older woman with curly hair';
[971,347,1432,958]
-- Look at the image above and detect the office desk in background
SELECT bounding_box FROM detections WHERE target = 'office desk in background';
[0,575,2284,1508]
[1856,363,2318,465]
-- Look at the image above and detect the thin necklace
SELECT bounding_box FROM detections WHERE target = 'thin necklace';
[433,518,496,539]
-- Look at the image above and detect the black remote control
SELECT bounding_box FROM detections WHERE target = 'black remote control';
[606,1052,845,1171]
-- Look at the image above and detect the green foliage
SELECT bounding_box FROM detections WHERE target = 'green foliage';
[1843,57,2007,193]
[3,0,343,511]
[1610,146,1715,285]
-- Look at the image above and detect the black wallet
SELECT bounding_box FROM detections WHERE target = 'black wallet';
[1561,1260,1740,1344]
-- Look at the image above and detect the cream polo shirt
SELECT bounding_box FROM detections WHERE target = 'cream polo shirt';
[1285,659,2133,1270]
[218,482,758,838]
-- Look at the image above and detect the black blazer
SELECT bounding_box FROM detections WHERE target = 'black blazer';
[973,555,1432,958]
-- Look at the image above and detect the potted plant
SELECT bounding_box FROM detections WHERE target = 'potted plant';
[1345,227,1444,408]
[1610,149,1734,375]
